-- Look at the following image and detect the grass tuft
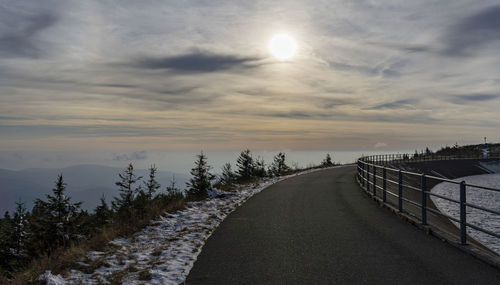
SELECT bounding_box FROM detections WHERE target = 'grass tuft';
[138,269,152,281]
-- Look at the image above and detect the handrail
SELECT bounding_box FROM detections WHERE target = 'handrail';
[356,153,500,252]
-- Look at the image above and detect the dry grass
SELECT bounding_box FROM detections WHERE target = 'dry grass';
[138,269,152,281]
[9,197,186,283]
[107,269,127,285]
[151,247,163,257]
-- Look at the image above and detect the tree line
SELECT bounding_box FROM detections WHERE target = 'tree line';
[0,150,335,279]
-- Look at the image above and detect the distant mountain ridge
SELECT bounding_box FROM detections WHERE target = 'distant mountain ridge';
[0,164,189,214]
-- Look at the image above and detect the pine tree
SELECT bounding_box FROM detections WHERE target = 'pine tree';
[414,150,419,159]
[425,147,432,156]
[236,149,255,181]
[0,212,15,275]
[12,201,28,256]
[28,199,53,255]
[271,152,289,176]
[29,174,83,252]
[254,156,267,178]
[46,174,82,247]
[47,175,81,224]
[166,175,180,196]
[143,164,161,200]
[94,195,112,227]
[322,153,334,167]
[112,163,142,212]
[186,152,215,200]
[219,162,236,186]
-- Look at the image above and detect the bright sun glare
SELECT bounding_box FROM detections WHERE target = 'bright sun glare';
[269,33,297,60]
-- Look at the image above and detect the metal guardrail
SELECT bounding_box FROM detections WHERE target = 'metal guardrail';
[356,154,500,247]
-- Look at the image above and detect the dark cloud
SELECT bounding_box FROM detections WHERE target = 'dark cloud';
[367,41,432,54]
[133,52,260,73]
[270,112,314,119]
[112,151,148,161]
[330,61,401,78]
[452,93,500,103]
[363,99,417,110]
[402,45,431,53]
[0,12,57,58]
[94,83,139,88]
[443,5,500,56]
[314,97,357,109]
[151,86,199,96]
[0,116,33,120]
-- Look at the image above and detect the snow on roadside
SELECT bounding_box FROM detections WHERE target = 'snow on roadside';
[49,167,339,284]
[431,173,500,254]
[479,161,500,173]
[39,271,65,285]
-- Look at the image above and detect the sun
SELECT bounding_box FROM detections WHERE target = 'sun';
[268,33,297,60]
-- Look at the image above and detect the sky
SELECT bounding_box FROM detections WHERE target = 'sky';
[1,1,500,170]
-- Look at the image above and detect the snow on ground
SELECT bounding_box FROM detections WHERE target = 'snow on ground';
[431,173,500,254]
[479,161,500,173]
[41,167,338,284]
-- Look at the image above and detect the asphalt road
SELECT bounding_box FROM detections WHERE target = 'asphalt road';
[186,166,500,284]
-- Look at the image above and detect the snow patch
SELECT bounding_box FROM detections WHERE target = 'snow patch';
[39,271,65,285]
[431,173,500,254]
[53,166,339,284]
[479,161,500,173]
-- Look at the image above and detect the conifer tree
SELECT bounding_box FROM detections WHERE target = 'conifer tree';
[166,175,180,196]
[48,175,81,224]
[94,195,112,227]
[414,150,419,159]
[271,152,290,176]
[112,163,142,212]
[236,149,255,181]
[29,174,82,251]
[12,201,28,256]
[47,174,82,247]
[322,153,334,167]
[254,156,267,178]
[425,147,433,156]
[143,164,161,200]
[186,152,215,200]
[0,212,15,274]
[219,162,236,186]
[28,199,53,255]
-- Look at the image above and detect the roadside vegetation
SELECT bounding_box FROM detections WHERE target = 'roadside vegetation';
[0,151,337,283]
[411,142,500,160]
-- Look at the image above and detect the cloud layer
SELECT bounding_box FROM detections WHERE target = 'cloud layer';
[1,0,500,156]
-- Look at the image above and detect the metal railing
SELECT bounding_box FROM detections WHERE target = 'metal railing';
[356,154,500,248]
[360,152,500,166]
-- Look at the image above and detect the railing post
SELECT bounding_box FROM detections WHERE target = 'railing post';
[364,163,368,192]
[398,170,403,212]
[367,164,371,192]
[460,181,467,245]
[372,165,377,196]
[357,161,360,182]
[382,167,387,202]
[362,163,365,188]
[421,174,427,225]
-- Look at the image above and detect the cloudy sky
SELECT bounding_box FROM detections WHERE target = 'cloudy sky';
[1,1,499,168]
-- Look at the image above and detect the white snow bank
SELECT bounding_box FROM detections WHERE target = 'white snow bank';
[431,173,500,254]
[39,271,65,285]
[49,166,340,284]
[479,161,500,173]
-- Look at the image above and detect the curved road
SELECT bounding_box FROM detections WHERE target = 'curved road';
[187,166,500,284]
